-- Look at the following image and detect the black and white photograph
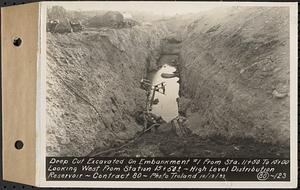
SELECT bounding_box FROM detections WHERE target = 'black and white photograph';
[40,1,297,187]
[1,1,297,188]
[46,2,292,157]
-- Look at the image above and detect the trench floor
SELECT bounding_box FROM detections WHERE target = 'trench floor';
[100,123,289,158]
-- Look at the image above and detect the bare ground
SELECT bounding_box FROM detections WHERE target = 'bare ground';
[94,123,289,158]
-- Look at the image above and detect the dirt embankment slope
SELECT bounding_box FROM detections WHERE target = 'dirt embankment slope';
[46,24,168,156]
[178,7,290,146]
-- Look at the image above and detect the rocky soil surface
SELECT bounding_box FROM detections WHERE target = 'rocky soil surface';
[46,24,168,156]
[178,7,290,147]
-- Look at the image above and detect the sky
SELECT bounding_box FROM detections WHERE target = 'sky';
[46,1,221,16]
[45,1,294,17]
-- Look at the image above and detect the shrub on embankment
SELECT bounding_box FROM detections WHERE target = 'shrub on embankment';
[178,7,290,146]
[46,24,168,156]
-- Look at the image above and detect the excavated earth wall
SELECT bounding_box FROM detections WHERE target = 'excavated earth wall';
[178,7,290,146]
[46,24,168,156]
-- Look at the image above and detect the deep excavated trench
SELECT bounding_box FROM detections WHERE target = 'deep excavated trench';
[47,7,290,157]
[88,43,183,157]
[89,36,289,158]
